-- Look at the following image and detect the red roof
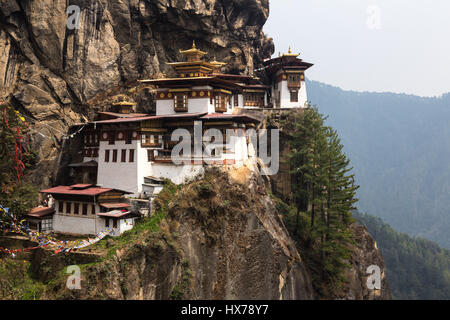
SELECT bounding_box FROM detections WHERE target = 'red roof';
[41,185,115,196]
[100,203,131,209]
[28,207,55,218]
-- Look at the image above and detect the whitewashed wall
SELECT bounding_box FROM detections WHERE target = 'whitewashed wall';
[277,80,308,108]
[97,140,139,195]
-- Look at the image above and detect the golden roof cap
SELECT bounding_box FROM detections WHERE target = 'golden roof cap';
[282,46,300,57]
[179,41,208,56]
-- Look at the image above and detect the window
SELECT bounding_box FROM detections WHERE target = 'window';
[59,201,64,213]
[82,203,88,215]
[42,219,52,232]
[113,219,118,228]
[91,204,96,215]
[129,149,135,163]
[74,203,79,215]
[174,94,188,111]
[93,148,99,157]
[290,90,298,103]
[105,218,110,228]
[65,202,71,214]
[108,131,115,145]
[105,150,110,162]
[234,94,239,107]
[215,94,227,112]
[121,149,127,162]
[147,149,154,162]
[287,74,301,89]
[244,93,264,107]
[112,150,118,162]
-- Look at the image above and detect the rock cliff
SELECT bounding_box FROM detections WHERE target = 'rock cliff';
[0,1,391,300]
[0,0,274,188]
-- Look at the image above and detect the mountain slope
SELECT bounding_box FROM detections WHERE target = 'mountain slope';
[354,212,450,299]
[307,79,450,248]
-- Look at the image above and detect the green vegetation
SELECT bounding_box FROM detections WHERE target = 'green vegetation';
[354,212,450,300]
[0,258,45,300]
[274,108,359,296]
[170,260,192,300]
[308,80,450,249]
[92,180,180,258]
[0,103,38,218]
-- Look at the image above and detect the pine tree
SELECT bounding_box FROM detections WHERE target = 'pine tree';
[281,107,360,293]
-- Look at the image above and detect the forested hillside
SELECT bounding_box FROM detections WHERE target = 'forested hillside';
[354,212,450,299]
[307,80,450,248]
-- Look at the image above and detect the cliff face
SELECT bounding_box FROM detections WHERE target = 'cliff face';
[29,168,389,300]
[0,0,274,188]
[38,168,315,300]
[0,1,392,300]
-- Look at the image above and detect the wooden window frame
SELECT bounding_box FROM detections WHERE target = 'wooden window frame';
[147,149,155,162]
[290,90,299,103]
[65,202,71,214]
[174,93,188,112]
[74,203,79,215]
[105,150,110,162]
[112,150,118,163]
[215,94,227,112]
[129,149,135,163]
[121,149,127,163]
[82,203,88,216]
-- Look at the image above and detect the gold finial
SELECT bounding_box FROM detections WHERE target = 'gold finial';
[279,52,281,57]
[288,46,292,54]
[192,41,196,49]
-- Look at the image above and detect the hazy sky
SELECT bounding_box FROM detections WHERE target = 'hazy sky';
[264,0,450,97]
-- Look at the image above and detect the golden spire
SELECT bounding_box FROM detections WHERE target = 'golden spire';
[179,41,208,62]
[283,46,300,57]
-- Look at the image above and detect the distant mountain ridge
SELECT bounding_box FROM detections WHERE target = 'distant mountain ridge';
[307,79,450,248]
[354,212,450,300]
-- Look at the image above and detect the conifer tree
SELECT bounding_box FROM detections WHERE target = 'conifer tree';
[281,107,359,292]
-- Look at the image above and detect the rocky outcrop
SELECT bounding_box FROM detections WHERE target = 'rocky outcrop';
[339,224,391,300]
[0,0,274,189]
[31,167,390,300]
[39,167,315,300]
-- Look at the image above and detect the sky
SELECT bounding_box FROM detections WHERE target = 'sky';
[264,0,450,97]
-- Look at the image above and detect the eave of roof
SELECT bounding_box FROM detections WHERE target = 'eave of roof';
[200,113,260,123]
[97,210,132,218]
[93,112,207,125]
[40,186,132,196]
[28,207,55,218]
